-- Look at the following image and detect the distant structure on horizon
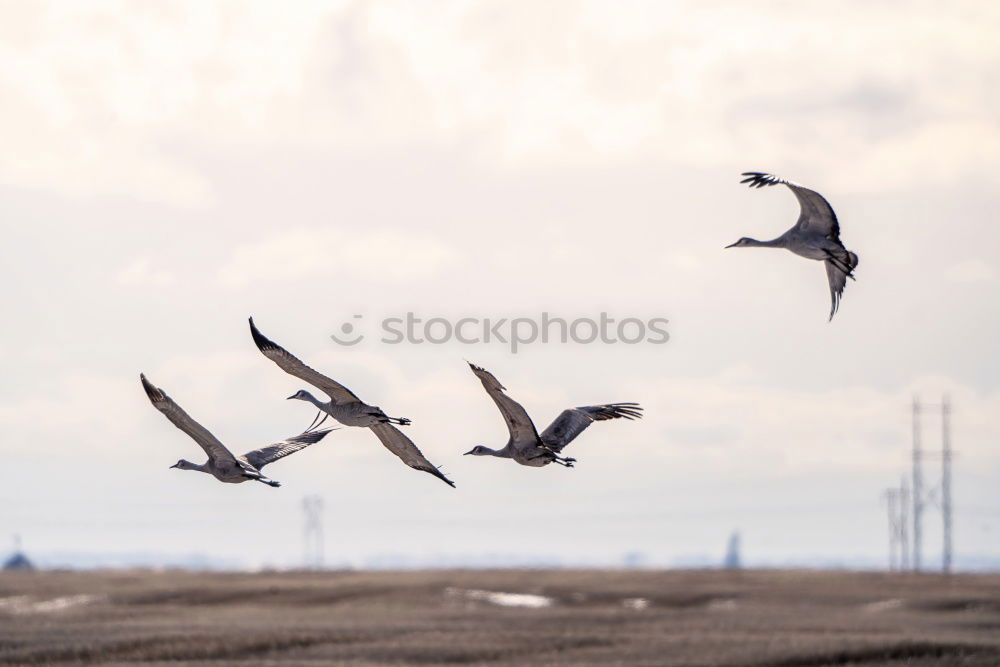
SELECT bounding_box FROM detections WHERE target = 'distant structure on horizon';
[900,395,954,574]
[723,531,742,569]
[623,551,647,569]
[302,495,325,570]
[3,535,34,571]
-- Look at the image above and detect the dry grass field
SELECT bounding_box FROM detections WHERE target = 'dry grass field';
[1,569,999,666]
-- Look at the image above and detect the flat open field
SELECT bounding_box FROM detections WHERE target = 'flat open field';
[2,569,999,666]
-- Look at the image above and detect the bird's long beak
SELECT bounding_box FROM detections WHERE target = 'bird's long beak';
[169,463,179,469]
[724,241,739,249]
[286,394,296,400]
[463,449,474,456]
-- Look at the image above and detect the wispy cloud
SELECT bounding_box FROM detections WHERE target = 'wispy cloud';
[2,1,997,204]
[217,227,459,288]
[946,259,996,284]
[115,257,176,287]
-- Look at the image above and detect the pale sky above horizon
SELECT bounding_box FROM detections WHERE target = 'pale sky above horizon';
[1,0,998,569]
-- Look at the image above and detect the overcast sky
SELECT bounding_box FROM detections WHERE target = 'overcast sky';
[2,1,998,569]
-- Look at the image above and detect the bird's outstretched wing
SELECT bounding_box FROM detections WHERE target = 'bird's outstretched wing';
[740,172,841,240]
[242,428,336,470]
[368,423,455,487]
[140,374,239,465]
[467,362,539,445]
[540,403,643,452]
[824,250,858,321]
[249,318,360,404]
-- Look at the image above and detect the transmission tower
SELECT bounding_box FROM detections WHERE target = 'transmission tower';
[911,398,923,571]
[882,476,910,571]
[941,395,953,574]
[723,531,742,570]
[302,495,324,570]
[908,395,956,573]
[898,477,910,571]
[883,487,900,570]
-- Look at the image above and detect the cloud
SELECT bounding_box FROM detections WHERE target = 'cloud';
[612,371,1000,478]
[0,1,344,204]
[1,1,997,205]
[363,1,1000,189]
[946,259,996,284]
[115,257,176,287]
[216,227,460,288]
[0,373,144,459]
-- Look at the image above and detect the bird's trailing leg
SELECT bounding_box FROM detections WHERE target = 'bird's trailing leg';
[541,445,575,467]
[304,410,329,433]
[245,472,281,487]
[551,455,575,468]
[384,416,411,426]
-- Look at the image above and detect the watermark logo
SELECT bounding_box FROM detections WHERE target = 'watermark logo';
[329,314,364,346]
[331,312,668,353]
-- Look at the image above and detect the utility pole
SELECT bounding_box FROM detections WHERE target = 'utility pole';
[899,477,910,571]
[302,495,324,570]
[883,488,900,570]
[911,397,923,572]
[883,476,911,572]
[941,395,953,574]
[908,395,957,573]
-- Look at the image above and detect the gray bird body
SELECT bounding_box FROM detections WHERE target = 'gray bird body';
[728,172,859,320]
[464,362,642,468]
[291,390,392,428]
[249,318,455,488]
[140,374,333,487]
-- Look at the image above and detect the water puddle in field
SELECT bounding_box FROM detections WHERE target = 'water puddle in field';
[863,598,903,613]
[446,587,553,608]
[623,597,650,610]
[706,598,739,612]
[0,594,103,614]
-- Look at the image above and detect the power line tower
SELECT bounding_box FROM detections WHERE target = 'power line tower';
[302,495,324,570]
[882,477,910,571]
[899,477,910,571]
[941,395,953,574]
[909,395,956,574]
[882,487,901,570]
[723,531,741,570]
[911,398,923,572]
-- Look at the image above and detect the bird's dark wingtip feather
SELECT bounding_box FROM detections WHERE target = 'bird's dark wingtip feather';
[467,361,506,390]
[740,172,783,189]
[249,317,278,353]
[428,466,456,487]
[140,373,163,402]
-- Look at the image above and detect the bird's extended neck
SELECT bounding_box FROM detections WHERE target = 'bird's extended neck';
[181,460,210,473]
[744,236,786,248]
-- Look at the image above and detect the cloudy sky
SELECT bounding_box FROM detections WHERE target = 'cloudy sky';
[2,1,998,569]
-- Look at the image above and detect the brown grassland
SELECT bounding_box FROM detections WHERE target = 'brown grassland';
[1,569,999,665]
